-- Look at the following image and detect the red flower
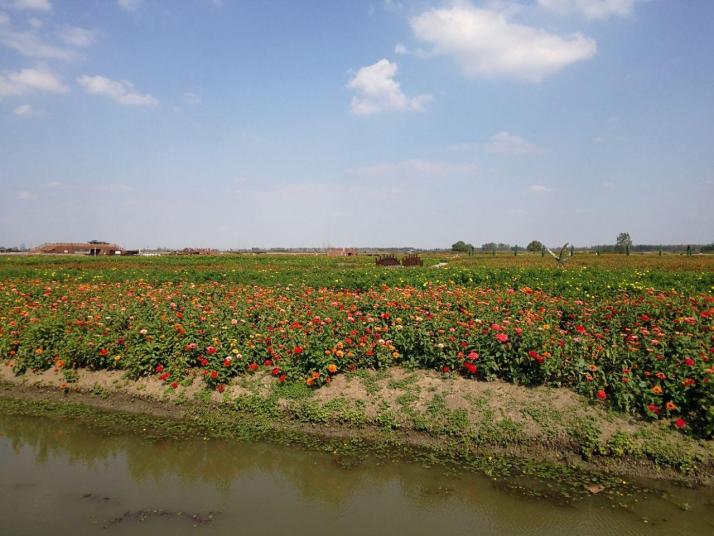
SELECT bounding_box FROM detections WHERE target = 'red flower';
[248,362,258,371]
[159,372,170,381]
[99,348,108,356]
[576,325,587,334]
[596,390,607,400]
[210,370,218,380]
[495,333,509,343]
[170,382,178,390]
[674,418,686,429]
[293,346,303,354]
[647,403,661,415]
[442,366,450,373]
[271,367,281,376]
[216,384,225,393]
[467,351,478,360]
[684,358,695,366]
[155,364,164,373]
[207,346,217,355]
[279,374,287,383]
[263,359,272,367]
[464,362,477,374]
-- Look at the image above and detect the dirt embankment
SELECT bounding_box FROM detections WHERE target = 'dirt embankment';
[1,361,712,486]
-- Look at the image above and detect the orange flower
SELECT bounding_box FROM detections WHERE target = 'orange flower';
[327,364,337,374]
[306,377,314,386]
[665,401,677,411]
[651,385,663,395]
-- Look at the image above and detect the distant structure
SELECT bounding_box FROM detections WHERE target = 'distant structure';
[176,248,219,255]
[326,247,358,257]
[32,241,124,256]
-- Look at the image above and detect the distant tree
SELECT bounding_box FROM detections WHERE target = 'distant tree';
[616,232,633,254]
[526,240,543,252]
[451,241,473,253]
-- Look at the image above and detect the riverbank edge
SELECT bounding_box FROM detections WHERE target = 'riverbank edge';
[0,372,712,501]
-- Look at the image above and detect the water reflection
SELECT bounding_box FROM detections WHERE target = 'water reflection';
[1,413,713,536]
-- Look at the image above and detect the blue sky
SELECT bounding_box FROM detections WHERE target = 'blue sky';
[1,0,712,249]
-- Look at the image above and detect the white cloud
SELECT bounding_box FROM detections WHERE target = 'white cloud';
[17,190,37,200]
[394,42,408,55]
[0,66,67,97]
[77,75,158,107]
[0,16,78,60]
[56,26,96,47]
[47,181,64,188]
[528,184,548,193]
[0,0,51,11]
[486,132,541,155]
[347,159,478,180]
[13,103,34,114]
[538,0,635,19]
[409,3,596,81]
[117,0,142,13]
[347,58,431,115]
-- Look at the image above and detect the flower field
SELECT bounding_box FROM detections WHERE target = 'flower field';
[0,254,712,438]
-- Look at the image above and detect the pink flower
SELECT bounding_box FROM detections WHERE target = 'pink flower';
[467,351,479,360]
[495,333,509,343]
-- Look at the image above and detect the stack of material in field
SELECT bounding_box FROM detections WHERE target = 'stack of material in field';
[376,254,401,267]
[401,253,424,267]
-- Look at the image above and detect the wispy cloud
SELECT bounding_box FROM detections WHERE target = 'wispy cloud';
[183,91,201,105]
[1,0,52,12]
[117,0,142,13]
[0,66,67,97]
[486,132,541,155]
[13,103,36,115]
[347,159,478,180]
[77,74,158,107]
[408,2,596,81]
[528,184,549,193]
[538,0,636,20]
[348,58,431,115]
[17,190,37,200]
[56,26,96,47]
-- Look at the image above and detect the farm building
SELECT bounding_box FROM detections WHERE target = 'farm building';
[32,241,125,256]
[326,247,358,257]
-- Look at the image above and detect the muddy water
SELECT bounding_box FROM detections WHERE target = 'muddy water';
[1,414,713,536]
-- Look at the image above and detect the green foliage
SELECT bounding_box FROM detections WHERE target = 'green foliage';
[451,241,474,253]
[1,254,713,439]
[527,240,543,252]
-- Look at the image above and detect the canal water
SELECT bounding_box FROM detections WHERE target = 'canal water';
[1,412,713,535]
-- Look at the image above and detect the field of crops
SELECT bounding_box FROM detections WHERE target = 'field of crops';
[1,253,712,437]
